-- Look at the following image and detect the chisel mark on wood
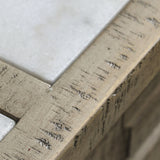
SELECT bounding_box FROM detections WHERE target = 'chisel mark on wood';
[112,84,123,95]
[51,109,60,115]
[105,99,110,118]
[0,66,8,76]
[127,41,135,47]
[81,69,90,75]
[30,147,42,154]
[121,12,144,25]
[7,73,19,84]
[72,106,81,112]
[35,138,51,150]
[136,0,157,10]
[51,95,58,100]
[95,73,106,81]
[74,135,79,148]
[50,120,72,132]
[114,96,123,114]
[70,85,98,101]
[113,28,125,36]
[71,82,79,87]
[105,60,121,70]
[90,86,97,91]
[124,46,135,53]
[108,32,120,40]
[41,129,64,142]
[52,103,70,114]
[120,54,128,60]
[97,67,109,75]
[130,31,145,38]
[112,22,122,28]
[81,125,88,134]
[147,17,160,28]
[61,87,74,95]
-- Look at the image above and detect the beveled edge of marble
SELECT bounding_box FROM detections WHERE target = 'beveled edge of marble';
[0,113,15,141]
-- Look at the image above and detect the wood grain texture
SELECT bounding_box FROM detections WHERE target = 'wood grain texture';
[86,73,160,160]
[144,139,160,160]
[0,0,160,160]
[0,61,50,119]
[85,118,129,160]
[125,72,160,156]
[129,122,160,160]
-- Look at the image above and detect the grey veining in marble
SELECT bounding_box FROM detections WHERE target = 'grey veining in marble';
[0,114,15,141]
[0,0,129,83]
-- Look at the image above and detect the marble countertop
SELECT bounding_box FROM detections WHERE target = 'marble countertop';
[0,0,129,83]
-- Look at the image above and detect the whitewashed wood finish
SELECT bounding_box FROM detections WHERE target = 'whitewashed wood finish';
[125,73,160,157]
[0,0,129,83]
[85,118,128,160]
[129,122,160,160]
[86,74,160,160]
[0,0,160,160]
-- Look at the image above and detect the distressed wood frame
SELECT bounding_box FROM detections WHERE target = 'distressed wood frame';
[0,0,160,159]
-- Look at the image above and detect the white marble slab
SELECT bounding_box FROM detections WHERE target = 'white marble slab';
[0,0,129,83]
[0,114,15,141]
